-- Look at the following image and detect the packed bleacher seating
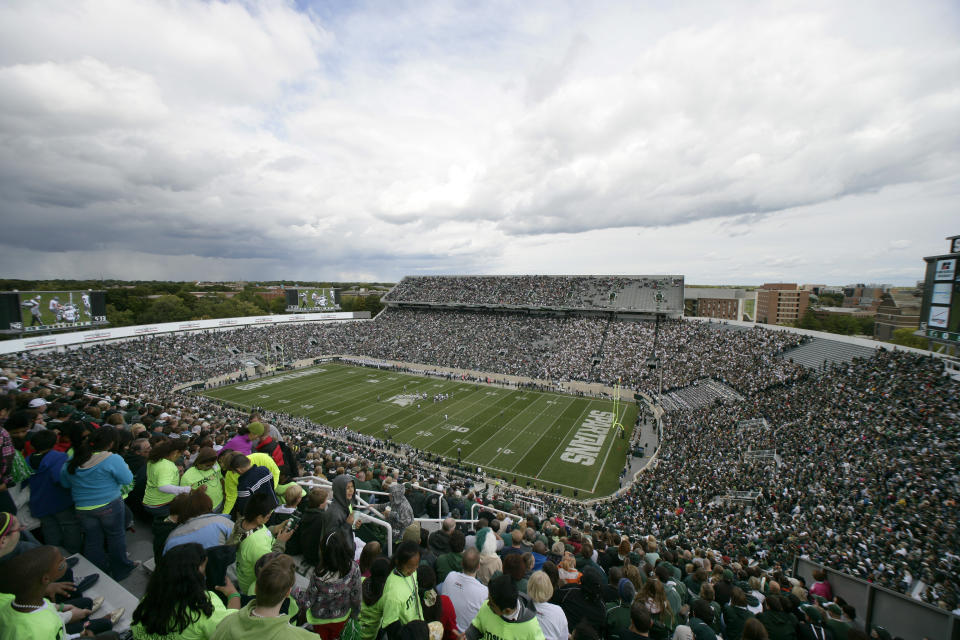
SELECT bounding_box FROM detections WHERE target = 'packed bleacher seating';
[384,275,685,313]
[1,291,958,638]
[11,310,807,400]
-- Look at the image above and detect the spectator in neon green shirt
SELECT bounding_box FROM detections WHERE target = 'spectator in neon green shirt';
[380,540,424,640]
[144,440,190,520]
[180,447,224,512]
[231,493,296,594]
[464,574,546,640]
[131,542,241,640]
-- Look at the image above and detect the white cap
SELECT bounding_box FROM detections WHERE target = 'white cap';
[28,398,48,408]
[436,483,443,492]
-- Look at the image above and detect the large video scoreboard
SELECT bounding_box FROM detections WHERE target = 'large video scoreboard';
[920,235,960,344]
[284,287,341,312]
[0,290,109,334]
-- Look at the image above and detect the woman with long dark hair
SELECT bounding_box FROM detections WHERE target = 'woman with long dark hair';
[143,439,190,520]
[131,542,241,640]
[59,426,137,580]
[417,564,457,640]
[359,557,392,640]
[294,529,362,640]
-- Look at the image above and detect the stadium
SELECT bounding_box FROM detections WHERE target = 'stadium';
[1,273,958,640]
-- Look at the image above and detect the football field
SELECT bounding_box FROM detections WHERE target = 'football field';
[201,362,637,497]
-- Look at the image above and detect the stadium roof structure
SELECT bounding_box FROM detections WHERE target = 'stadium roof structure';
[383,274,684,316]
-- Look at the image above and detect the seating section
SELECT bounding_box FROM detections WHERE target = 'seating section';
[384,275,685,313]
[780,337,879,370]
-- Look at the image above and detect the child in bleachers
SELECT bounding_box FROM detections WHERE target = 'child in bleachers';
[0,545,123,639]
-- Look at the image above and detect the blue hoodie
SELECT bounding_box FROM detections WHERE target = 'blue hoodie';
[60,451,133,508]
[28,449,74,518]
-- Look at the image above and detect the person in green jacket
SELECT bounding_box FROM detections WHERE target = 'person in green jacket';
[464,573,546,640]
[380,540,424,640]
[211,554,315,640]
[131,542,241,640]
[359,558,392,640]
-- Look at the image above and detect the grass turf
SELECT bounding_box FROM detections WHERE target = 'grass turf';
[200,362,637,498]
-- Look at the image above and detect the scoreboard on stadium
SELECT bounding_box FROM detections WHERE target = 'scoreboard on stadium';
[920,235,960,344]
[0,290,109,335]
[284,287,341,312]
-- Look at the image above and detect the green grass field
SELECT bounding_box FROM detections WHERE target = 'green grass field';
[200,362,636,497]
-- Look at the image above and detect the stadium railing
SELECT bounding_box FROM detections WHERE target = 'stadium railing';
[793,557,960,638]
[295,476,395,555]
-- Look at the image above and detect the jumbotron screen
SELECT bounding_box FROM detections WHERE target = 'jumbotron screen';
[285,287,341,312]
[0,291,108,334]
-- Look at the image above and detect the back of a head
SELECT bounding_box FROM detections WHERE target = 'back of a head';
[230,453,251,473]
[256,554,296,608]
[449,530,466,553]
[742,618,769,640]
[322,530,354,577]
[527,571,554,604]
[502,553,526,581]
[417,564,437,590]
[308,487,329,509]
[692,599,714,623]
[30,429,57,452]
[488,574,518,612]
[0,545,58,597]
[244,491,276,522]
[461,547,480,573]
[630,601,653,634]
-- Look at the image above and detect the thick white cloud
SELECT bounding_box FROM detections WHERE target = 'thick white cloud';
[0,0,957,284]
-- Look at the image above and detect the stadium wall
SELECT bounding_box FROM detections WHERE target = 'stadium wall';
[0,312,369,355]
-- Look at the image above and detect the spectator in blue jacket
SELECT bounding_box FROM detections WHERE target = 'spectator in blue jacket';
[27,429,81,554]
[60,426,137,580]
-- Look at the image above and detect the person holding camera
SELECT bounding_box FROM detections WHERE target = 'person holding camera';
[230,493,297,594]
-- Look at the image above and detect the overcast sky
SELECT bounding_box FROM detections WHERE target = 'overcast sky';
[0,1,957,285]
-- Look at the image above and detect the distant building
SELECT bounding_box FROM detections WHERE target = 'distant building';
[874,289,922,341]
[683,288,753,320]
[756,283,810,325]
[842,284,889,312]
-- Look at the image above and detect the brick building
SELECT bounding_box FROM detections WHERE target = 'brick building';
[874,290,922,341]
[756,283,810,325]
[683,288,753,320]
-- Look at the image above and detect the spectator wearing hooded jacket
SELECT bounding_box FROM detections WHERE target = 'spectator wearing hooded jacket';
[322,474,358,554]
[27,429,81,554]
[383,480,413,541]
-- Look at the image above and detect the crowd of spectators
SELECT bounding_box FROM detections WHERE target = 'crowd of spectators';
[592,349,959,613]
[13,308,808,402]
[384,275,683,311]
[0,295,956,639]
